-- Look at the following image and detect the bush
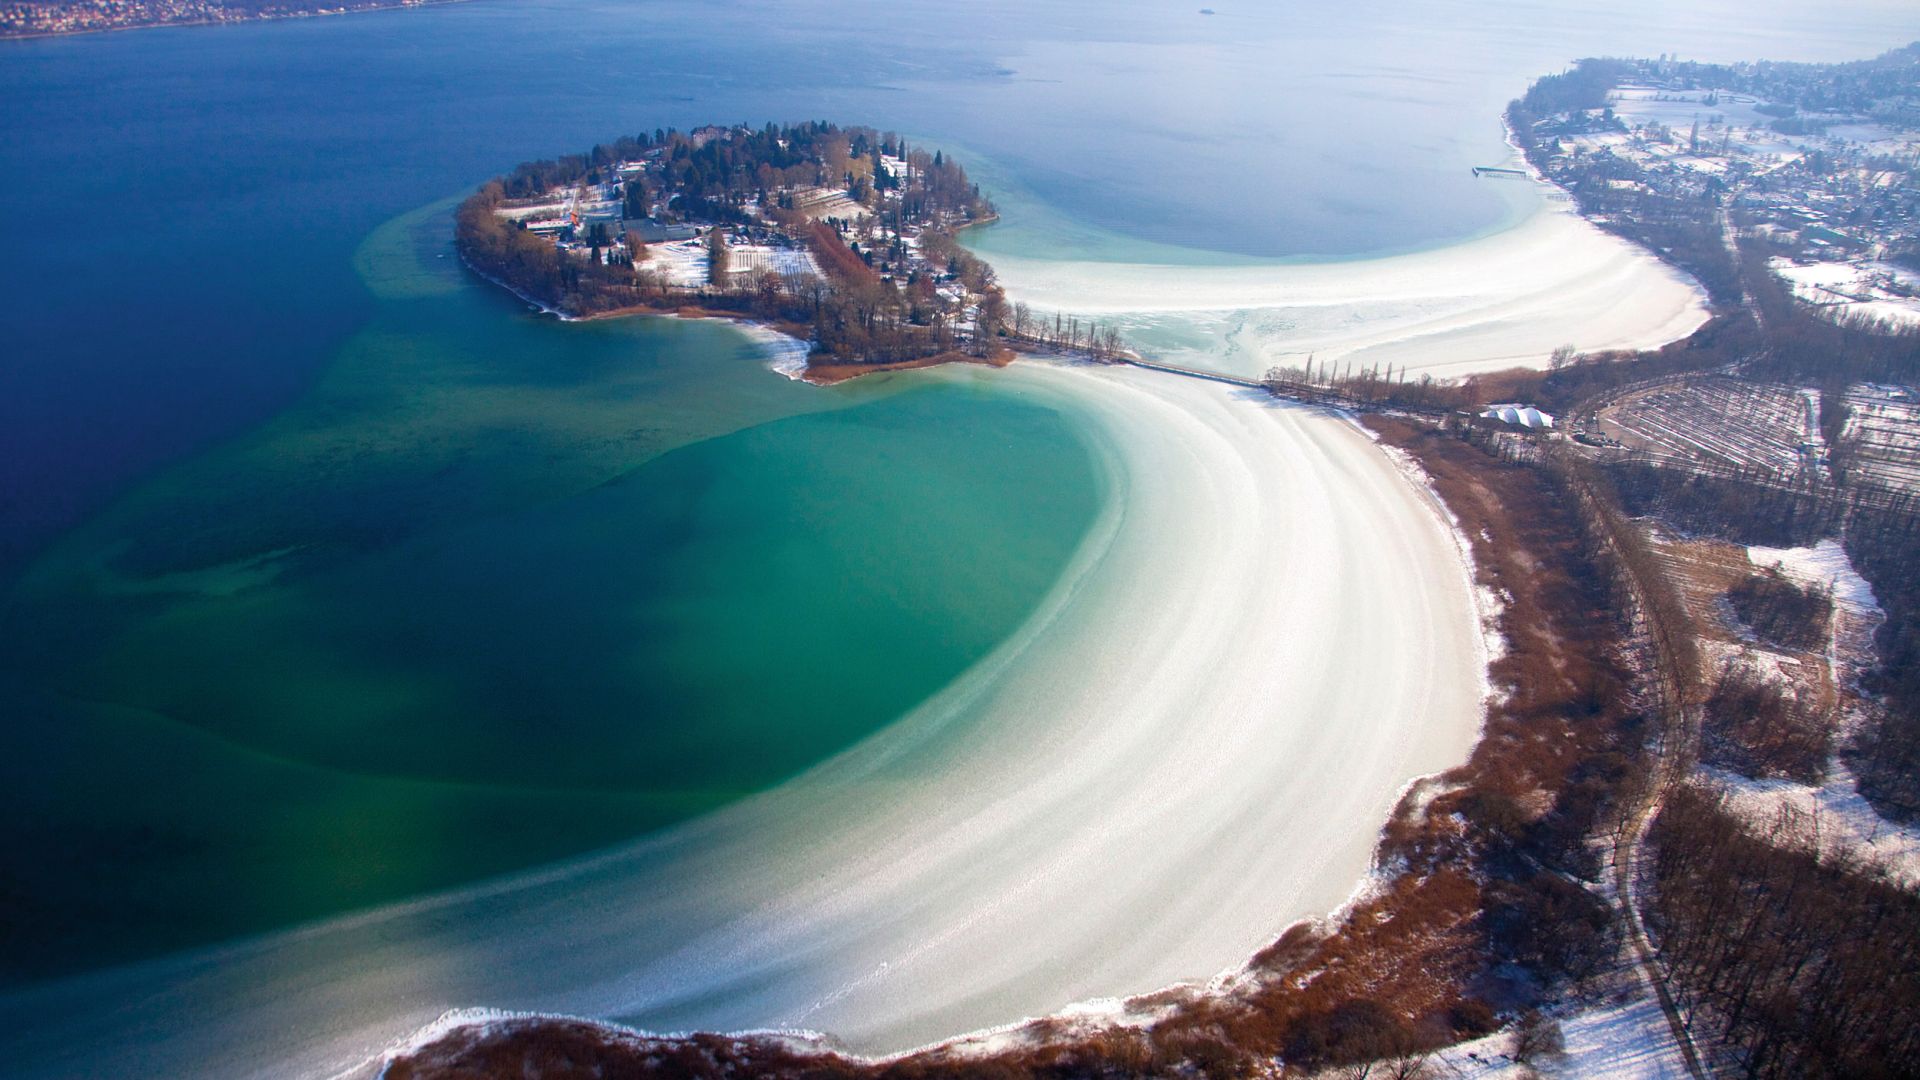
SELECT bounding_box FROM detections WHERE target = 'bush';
[1510,1009,1565,1063]
[1728,570,1832,653]
[1702,668,1830,783]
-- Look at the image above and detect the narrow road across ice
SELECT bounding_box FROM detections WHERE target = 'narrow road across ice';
[0,360,1488,1080]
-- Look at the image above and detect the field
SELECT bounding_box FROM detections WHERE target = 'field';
[1837,383,1920,498]
[1592,376,1822,481]
[724,245,821,278]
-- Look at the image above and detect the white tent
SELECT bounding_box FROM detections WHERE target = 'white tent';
[1481,404,1555,428]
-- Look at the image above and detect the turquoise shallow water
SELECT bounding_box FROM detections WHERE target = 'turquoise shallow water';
[0,202,1101,982]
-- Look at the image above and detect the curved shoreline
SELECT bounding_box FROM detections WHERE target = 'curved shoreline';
[0,357,1489,1080]
[459,253,1013,386]
[366,359,1505,1075]
[980,199,1712,381]
[4,119,1713,1077]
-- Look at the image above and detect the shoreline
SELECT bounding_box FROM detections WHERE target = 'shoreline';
[0,360,1494,1080]
[799,346,1018,385]
[381,359,1492,1063]
[370,99,1710,1066]
[460,253,829,382]
[374,374,1652,1079]
[0,0,472,42]
[976,184,1712,383]
[460,250,1019,387]
[384,128,1688,1069]
[20,96,1705,1078]
[364,376,1507,1077]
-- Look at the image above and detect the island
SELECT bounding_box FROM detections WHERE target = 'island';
[455,122,1128,383]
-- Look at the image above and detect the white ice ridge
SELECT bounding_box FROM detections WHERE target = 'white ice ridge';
[0,360,1487,1080]
[728,319,813,381]
[985,202,1712,381]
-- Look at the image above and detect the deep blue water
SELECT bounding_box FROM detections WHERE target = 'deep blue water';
[7,0,1914,572]
[0,0,1485,569]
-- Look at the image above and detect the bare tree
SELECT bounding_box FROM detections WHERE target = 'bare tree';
[1511,1009,1565,1064]
[706,226,730,287]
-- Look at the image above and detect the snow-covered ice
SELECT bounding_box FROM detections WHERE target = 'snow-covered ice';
[981,201,1710,381]
[0,360,1489,1080]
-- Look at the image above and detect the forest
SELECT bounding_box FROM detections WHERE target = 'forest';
[1727,569,1831,653]
[1650,784,1920,1079]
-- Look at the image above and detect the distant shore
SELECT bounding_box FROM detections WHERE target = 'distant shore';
[0,0,470,41]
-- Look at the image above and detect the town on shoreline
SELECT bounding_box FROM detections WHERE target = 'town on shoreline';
[0,0,460,39]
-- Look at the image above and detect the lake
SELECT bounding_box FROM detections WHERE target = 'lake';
[1,0,1914,1001]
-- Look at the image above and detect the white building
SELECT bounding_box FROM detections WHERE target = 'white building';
[1481,404,1556,428]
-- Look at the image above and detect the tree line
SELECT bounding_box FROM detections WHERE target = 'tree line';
[1844,507,1920,823]
[1650,782,1920,1078]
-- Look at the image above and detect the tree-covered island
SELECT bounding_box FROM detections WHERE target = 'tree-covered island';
[457,122,1117,381]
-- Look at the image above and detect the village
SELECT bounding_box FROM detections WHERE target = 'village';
[0,0,437,37]
[450,122,1095,377]
[497,126,885,292]
[1487,52,1920,513]
[1520,50,1920,327]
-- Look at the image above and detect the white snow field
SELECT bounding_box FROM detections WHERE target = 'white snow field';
[1435,986,1701,1080]
[0,359,1488,1080]
[1747,538,1880,613]
[1707,765,1920,890]
[985,201,1711,381]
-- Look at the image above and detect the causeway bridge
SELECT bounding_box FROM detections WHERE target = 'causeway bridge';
[1117,356,1266,389]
